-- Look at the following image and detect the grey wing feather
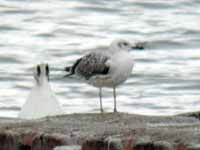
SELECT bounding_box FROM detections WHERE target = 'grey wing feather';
[75,52,110,80]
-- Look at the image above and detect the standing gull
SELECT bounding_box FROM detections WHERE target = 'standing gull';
[64,39,134,113]
[18,64,63,119]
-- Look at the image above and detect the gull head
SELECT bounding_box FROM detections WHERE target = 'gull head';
[34,63,49,85]
[110,39,133,52]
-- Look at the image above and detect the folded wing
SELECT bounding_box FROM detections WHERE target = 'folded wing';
[68,52,110,80]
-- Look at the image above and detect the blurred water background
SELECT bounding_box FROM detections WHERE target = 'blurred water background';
[0,0,200,118]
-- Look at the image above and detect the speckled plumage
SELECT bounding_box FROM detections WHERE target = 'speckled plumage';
[75,52,110,80]
[64,39,134,113]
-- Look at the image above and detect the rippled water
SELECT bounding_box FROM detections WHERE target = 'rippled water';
[0,0,200,118]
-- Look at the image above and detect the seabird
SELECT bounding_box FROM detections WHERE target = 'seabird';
[18,64,63,119]
[64,39,135,113]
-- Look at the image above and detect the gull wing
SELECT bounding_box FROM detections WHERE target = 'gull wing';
[74,52,110,80]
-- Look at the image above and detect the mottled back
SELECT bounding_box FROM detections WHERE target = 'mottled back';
[75,52,110,80]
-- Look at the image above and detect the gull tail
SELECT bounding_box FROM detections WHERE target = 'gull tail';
[65,66,71,72]
[64,58,82,78]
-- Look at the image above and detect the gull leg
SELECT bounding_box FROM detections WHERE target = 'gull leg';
[99,88,104,113]
[113,87,117,113]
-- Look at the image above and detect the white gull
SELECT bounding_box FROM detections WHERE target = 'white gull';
[64,39,134,113]
[18,64,63,119]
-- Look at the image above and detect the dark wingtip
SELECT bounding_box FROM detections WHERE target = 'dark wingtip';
[65,66,71,72]
[64,58,82,77]
[63,73,73,78]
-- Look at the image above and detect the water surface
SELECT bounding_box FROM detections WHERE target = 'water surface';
[0,0,200,117]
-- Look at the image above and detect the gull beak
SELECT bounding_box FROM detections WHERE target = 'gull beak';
[131,42,145,50]
[131,46,136,50]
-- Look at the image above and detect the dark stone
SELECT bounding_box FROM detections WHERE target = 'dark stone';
[31,134,65,150]
[18,144,31,150]
[0,132,18,150]
[154,141,172,150]
[133,142,172,150]
[134,142,155,150]
[82,139,118,150]
[173,143,188,150]
[0,131,66,150]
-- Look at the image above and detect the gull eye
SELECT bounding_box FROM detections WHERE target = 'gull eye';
[123,42,128,46]
[118,42,128,48]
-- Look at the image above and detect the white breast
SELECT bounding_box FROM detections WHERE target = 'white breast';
[108,51,134,86]
[87,50,134,88]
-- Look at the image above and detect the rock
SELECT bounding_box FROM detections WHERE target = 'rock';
[105,136,123,150]
[134,142,155,150]
[133,141,173,150]
[0,131,18,150]
[123,136,136,150]
[19,131,38,146]
[31,133,66,150]
[0,113,199,150]
[18,144,31,150]
[186,144,200,150]
[127,137,172,150]
[54,145,81,150]
[173,143,188,150]
[154,141,172,150]
[82,138,120,150]
[17,132,67,150]
[136,136,151,145]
